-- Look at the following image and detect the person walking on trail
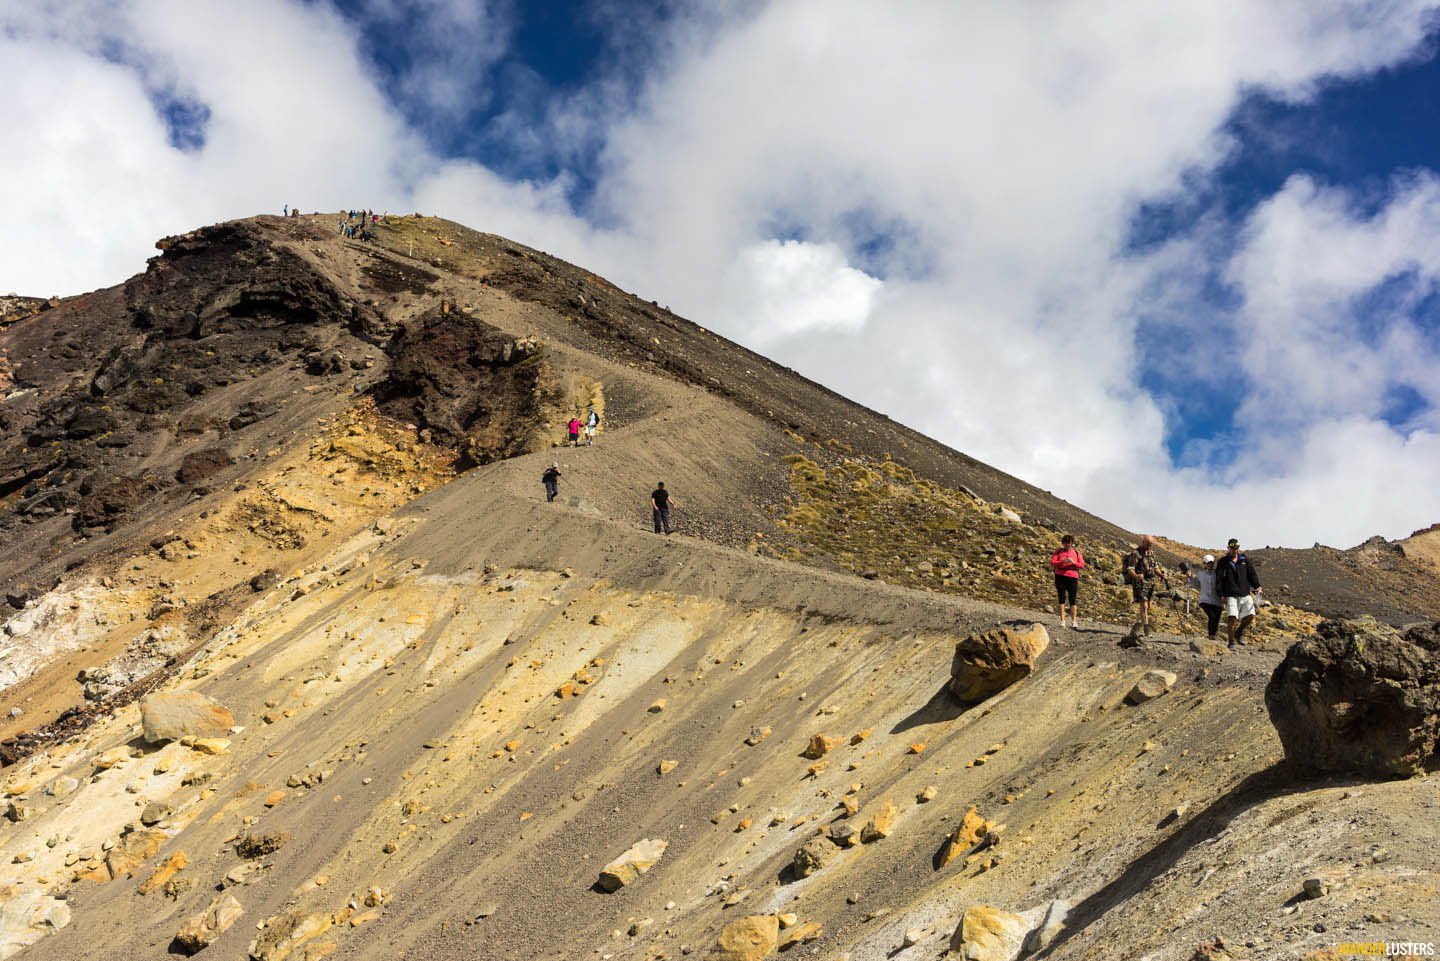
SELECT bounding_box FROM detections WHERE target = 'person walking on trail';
[541,463,562,502]
[584,406,600,446]
[1123,534,1169,639]
[651,482,676,534]
[1186,555,1223,640]
[1049,534,1085,628]
[284,204,288,216]
[567,417,583,447]
[1215,538,1262,647]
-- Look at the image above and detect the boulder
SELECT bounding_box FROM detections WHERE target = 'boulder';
[708,915,779,961]
[0,888,71,958]
[1265,619,1440,778]
[860,799,898,842]
[949,624,1049,703]
[1020,899,1070,956]
[801,734,841,759]
[793,836,835,877]
[1125,670,1178,705]
[106,828,168,878]
[939,807,999,867]
[140,692,234,743]
[174,894,243,954]
[598,838,668,891]
[247,909,332,961]
[949,905,1029,960]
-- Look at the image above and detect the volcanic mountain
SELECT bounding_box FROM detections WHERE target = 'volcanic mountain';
[0,214,1435,961]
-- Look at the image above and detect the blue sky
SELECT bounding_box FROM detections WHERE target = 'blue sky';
[3,0,1438,547]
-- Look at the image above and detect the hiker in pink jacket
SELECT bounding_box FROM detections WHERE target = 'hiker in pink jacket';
[1049,534,1086,628]
[567,417,582,447]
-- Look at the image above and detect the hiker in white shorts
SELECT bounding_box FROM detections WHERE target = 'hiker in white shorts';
[1214,537,1262,647]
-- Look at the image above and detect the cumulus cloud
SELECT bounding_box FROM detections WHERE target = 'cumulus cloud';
[2,0,1439,547]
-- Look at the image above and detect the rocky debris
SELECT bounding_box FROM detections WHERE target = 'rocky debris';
[176,447,234,485]
[235,832,291,859]
[1125,670,1178,705]
[106,827,169,878]
[949,905,1029,960]
[140,691,235,742]
[744,726,772,746]
[801,734,840,759]
[1265,619,1440,777]
[1190,937,1249,960]
[174,894,244,954]
[949,623,1049,703]
[1303,869,1350,899]
[0,887,71,959]
[247,909,332,961]
[827,822,858,848]
[793,836,836,877]
[708,914,779,961]
[860,799,897,842]
[939,807,1001,867]
[1020,900,1070,956]
[598,838,668,891]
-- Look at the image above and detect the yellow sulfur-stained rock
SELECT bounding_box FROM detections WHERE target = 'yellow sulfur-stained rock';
[948,905,1029,960]
[801,734,841,759]
[174,894,244,954]
[708,914,779,961]
[860,799,898,842]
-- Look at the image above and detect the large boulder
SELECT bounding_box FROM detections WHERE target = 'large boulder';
[139,692,234,743]
[949,905,1030,960]
[1265,619,1440,778]
[949,624,1049,703]
[707,915,779,961]
[597,838,668,892]
[792,836,836,877]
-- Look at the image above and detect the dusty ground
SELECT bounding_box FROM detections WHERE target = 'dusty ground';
[1,214,1437,961]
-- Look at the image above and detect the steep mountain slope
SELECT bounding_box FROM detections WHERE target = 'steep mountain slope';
[1,213,1437,961]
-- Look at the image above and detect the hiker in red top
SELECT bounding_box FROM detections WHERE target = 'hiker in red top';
[1049,534,1085,628]
[567,417,582,447]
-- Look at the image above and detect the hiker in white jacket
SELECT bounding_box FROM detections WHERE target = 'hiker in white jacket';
[1187,555,1222,640]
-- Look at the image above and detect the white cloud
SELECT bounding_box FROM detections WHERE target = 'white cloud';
[2,0,1439,547]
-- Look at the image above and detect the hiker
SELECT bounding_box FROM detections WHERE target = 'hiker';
[1049,534,1085,628]
[651,482,675,534]
[567,416,582,447]
[1215,538,1262,647]
[584,406,600,446]
[284,204,288,216]
[1123,534,1169,638]
[1187,555,1223,640]
[541,462,562,502]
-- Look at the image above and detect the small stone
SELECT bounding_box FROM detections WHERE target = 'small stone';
[648,699,667,713]
[828,823,857,847]
[598,838,668,891]
[709,915,778,961]
[918,785,938,803]
[860,799,898,842]
[174,894,244,954]
[903,928,929,947]
[793,836,836,877]
[801,734,841,759]
[657,760,678,775]
[744,727,771,746]
[1126,670,1178,705]
[140,801,172,825]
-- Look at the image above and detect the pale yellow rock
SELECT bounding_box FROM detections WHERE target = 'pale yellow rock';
[657,759,678,775]
[949,624,1049,702]
[948,904,1029,960]
[801,734,841,759]
[140,692,235,743]
[189,738,230,756]
[707,914,779,961]
[860,799,898,842]
[174,894,244,953]
[598,838,668,892]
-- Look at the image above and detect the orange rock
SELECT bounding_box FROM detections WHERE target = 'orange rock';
[802,734,841,759]
[264,791,286,807]
[138,850,189,895]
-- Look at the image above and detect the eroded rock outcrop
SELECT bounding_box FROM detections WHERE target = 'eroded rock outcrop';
[1265,618,1440,778]
[949,623,1049,703]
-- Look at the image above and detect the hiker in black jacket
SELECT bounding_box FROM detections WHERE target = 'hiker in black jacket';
[541,463,562,502]
[1214,537,1262,647]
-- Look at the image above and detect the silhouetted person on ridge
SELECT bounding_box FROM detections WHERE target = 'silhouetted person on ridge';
[541,463,561,502]
[651,482,676,535]
[1215,537,1262,647]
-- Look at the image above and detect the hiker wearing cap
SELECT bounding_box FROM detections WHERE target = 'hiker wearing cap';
[1215,538,1261,646]
[1187,555,1223,640]
[584,406,600,446]
[1049,534,1085,628]
[541,463,562,502]
[1122,534,1169,638]
[651,482,676,534]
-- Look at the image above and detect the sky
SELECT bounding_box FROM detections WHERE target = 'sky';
[3,0,1439,550]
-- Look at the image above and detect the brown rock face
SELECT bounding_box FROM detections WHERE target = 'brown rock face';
[949,623,1049,703]
[708,914,779,961]
[139,692,235,743]
[1266,619,1440,778]
[174,894,243,953]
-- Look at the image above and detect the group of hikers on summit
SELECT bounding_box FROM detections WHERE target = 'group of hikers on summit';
[1050,532,1263,646]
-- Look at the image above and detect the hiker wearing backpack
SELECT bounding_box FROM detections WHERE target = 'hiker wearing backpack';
[1122,534,1169,639]
[541,463,562,502]
[1214,538,1262,647]
[584,406,600,446]
[1049,534,1085,628]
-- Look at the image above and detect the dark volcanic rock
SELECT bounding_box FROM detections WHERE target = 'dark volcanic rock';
[176,447,234,485]
[369,306,555,467]
[1266,618,1440,778]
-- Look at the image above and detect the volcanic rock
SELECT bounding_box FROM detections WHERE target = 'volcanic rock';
[948,904,1029,960]
[174,894,243,954]
[598,837,668,891]
[140,692,235,742]
[949,623,1049,703]
[708,914,779,961]
[1265,619,1440,778]
[1126,670,1177,705]
[793,836,836,877]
